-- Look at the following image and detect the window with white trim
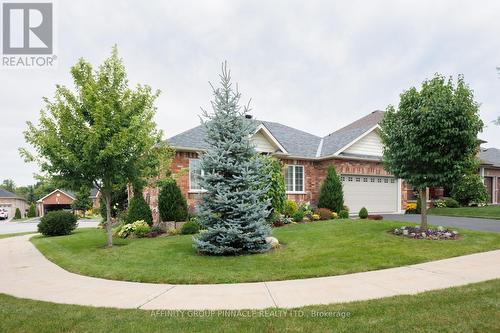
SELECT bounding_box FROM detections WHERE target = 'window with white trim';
[285,165,304,192]
[189,159,204,191]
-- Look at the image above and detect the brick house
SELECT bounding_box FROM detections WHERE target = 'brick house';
[36,188,101,217]
[143,111,499,224]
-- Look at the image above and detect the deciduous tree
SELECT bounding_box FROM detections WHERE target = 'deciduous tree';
[380,74,483,229]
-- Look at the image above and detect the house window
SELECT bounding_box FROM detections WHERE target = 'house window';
[285,165,304,192]
[355,177,361,182]
[377,178,382,183]
[384,178,389,183]
[370,178,375,182]
[341,176,345,181]
[348,176,353,182]
[189,159,204,191]
[363,177,368,182]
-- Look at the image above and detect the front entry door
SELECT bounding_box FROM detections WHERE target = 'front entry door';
[484,177,493,204]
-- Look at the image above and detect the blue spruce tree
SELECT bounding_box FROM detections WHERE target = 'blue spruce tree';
[193,63,271,255]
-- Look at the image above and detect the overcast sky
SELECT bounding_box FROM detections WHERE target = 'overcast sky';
[2,0,500,186]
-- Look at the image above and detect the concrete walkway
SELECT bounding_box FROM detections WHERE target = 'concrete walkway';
[1,234,500,310]
[382,214,500,233]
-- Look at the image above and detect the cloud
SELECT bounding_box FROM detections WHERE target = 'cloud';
[1,0,499,185]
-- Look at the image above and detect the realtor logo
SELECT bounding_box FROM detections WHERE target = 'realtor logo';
[2,2,55,67]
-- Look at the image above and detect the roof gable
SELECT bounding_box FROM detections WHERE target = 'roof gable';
[0,189,21,199]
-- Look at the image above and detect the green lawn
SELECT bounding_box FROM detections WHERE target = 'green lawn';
[0,232,36,239]
[1,279,499,333]
[31,220,500,284]
[429,205,500,220]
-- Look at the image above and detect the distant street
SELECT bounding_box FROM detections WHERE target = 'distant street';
[0,218,100,234]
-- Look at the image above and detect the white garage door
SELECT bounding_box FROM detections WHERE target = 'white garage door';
[341,175,398,213]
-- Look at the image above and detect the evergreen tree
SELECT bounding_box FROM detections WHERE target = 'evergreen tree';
[317,166,344,213]
[258,155,286,221]
[126,190,153,226]
[14,208,22,219]
[158,178,188,222]
[72,187,92,217]
[27,203,36,218]
[193,63,271,255]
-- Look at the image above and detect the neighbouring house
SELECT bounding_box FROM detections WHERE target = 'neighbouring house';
[479,148,500,204]
[36,188,101,217]
[0,189,28,219]
[142,111,498,224]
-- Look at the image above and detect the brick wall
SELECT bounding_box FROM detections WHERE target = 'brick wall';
[145,152,410,224]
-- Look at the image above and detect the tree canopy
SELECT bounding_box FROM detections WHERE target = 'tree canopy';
[21,46,170,246]
[380,74,483,229]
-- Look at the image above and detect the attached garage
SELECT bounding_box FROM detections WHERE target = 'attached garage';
[341,174,399,213]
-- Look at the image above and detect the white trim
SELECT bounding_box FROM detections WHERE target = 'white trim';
[332,124,382,156]
[315,138,324,158]
[397,178,403,213]
[254,124,288,154]
[285,164,305,193]
[36,189,75,202]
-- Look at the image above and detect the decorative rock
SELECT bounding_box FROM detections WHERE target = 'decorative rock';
[265,236,280,249]
[403,230,409,235]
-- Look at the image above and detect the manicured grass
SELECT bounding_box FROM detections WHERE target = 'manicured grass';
[0,232,36,239]
[31,220,500,284]
[1,279,499,333]
[429,205,500,220]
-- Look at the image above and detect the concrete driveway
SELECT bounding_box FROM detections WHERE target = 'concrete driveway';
[383,214,500,233]
[0,218,100,234]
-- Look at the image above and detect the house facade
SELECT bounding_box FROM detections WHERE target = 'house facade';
[0,189,28,219]
[142,111,499,224]
[36,188,101,217]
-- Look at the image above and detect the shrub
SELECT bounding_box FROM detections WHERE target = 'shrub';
[317,166,344,213]
[283,200,298,217]
[444,197,459,208]
[126,192,153,225]
[38,211,77,236]
[331,212,338,219]
[158,179,188,222]
[451,174,488,206]
[167,228,181,236]
[434,199,446,208]
[339,210,349,219]
[415,197,422,214]
[27,203,36,218]
[181,220,200,235]
[14,208,22,219]
[316,208,332,220]
[116,220,150,238]
[292,211,304,222]
[258,156,286,219]
[359,207,368,219]
[311,214,320,221]
[147,225,165,238]
[367,214,383,220]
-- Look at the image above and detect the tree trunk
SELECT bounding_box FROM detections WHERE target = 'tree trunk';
[420,188,428,230]
[105,192,113,247]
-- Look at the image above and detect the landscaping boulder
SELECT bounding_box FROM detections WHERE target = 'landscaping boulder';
[265,236,280,249]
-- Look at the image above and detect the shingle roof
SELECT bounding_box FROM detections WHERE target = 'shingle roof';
[0,189,20,198]
[167,111,385,159]
[480,148,500,167]
[319,111,384,157]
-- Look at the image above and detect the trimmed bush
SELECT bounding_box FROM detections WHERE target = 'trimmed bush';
[283,200,298,217]
[38,211,77,236]
[158,179,188,222]
[359,207,368,219]
[181,220,200,235]
[126,192,153,226]
[339,210,349,219]
[258,156,286,219]
[316,208,332,220]
[292,211,304,222]
[115,220,150,238]
[27,203,36,218]
[14,208,22,219]
[444,197,459,208]
[317,166,344,213]
[451,174,488,206]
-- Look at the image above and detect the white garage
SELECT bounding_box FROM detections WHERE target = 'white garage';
[341,174,399,213]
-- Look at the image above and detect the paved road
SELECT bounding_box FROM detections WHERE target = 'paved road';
[383,214,500,233]
[1,234,499,310]
[0,218,100,234]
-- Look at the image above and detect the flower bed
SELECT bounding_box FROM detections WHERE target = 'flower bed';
[393,226,459,240]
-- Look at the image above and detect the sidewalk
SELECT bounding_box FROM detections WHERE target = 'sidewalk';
[1,234,499,310]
